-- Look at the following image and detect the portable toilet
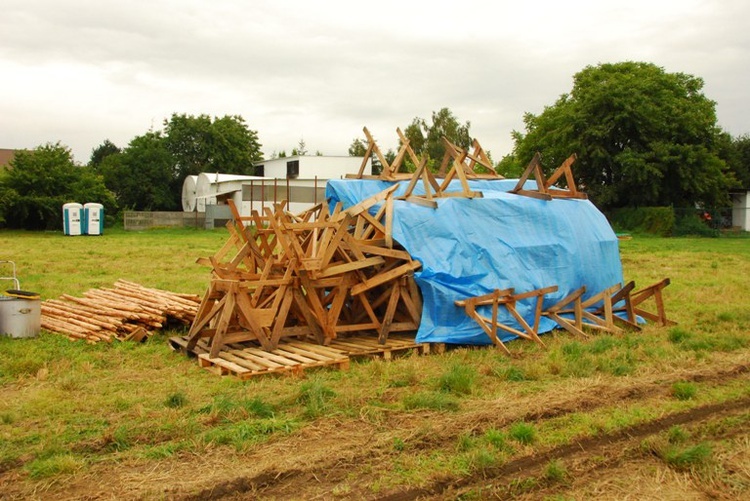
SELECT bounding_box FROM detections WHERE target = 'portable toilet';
[62,203,83,236]
[83,203,104,235]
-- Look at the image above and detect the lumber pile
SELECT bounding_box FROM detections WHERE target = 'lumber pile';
[186,190,423,358]
[41,280,201,343]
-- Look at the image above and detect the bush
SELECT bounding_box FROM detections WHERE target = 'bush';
[608,207,675,236]
[673,212,719,237]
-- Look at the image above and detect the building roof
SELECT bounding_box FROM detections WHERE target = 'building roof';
[0,149,18,169]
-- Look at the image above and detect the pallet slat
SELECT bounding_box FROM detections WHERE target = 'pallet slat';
[172,333,425,379]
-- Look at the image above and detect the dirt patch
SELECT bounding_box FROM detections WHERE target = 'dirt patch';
[404,395,750,500]
[2,361,748,500]
[178,362,750,500]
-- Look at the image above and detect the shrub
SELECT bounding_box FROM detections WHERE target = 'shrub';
[673,213,719,237]
[608,207,675,236]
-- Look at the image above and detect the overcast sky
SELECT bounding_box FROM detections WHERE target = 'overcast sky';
[2,0,749,165]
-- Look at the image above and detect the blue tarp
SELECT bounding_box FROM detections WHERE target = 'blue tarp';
[326,178,624,345]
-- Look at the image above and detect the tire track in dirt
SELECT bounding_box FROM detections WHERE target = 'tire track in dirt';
[179,363,749,500]
[379,395,750,501]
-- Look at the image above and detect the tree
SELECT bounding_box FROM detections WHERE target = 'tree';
[726,134,750,189]
[510,62,730,210]
[401,108,471,170]
[296,138,308,156]
[89,139,121,170]
[348,138,367,157]
[99,132,177,211]
[0,143,115,230]
[162,113,263,182]
[347,136,388,175]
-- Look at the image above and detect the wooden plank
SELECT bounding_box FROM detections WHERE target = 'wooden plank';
[318,256,384,278]
[350,261,422,296]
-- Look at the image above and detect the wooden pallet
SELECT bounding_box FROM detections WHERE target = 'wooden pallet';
[328,333,429,360]
[204,341,348,379]
[169,333,427,378]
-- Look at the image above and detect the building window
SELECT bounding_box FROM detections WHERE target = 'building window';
[287,160,299,179]
[255,164,264,176]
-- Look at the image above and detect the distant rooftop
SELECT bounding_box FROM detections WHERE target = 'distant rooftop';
[0,149,19,168]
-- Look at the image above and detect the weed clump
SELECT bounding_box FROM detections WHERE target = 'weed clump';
[508,422,536,445]
[663,443,713,470]
[671,382,697,401]
[402,391,459,411]
[296,380,337,418]
[164,392,188,409]
[542,459,569,483]
[438,364,477,395]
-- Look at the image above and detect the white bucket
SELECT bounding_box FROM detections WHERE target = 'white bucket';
[0,296,41,338]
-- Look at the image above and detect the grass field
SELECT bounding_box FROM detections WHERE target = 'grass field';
[1,228,749,500]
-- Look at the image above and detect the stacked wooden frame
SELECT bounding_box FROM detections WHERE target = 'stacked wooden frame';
[453,152,673,353]
[455,279,674,354]
[186,192,423,358]
[187,130,673,358]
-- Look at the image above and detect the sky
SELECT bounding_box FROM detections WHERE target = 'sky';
[2,0,749,165]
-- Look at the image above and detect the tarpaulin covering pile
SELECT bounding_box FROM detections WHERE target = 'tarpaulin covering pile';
[326,178,623,345]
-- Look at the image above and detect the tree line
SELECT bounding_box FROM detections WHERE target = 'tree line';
[1,62,749,230]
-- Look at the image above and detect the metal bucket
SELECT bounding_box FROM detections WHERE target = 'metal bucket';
[0,296,41,338]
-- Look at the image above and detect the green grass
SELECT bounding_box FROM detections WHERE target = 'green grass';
[1,227,226,298]
[402,391,460,411]
[1,230,749,495]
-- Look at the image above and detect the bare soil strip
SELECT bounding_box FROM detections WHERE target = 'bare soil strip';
[179,362,749,501]
[388,395,750,500]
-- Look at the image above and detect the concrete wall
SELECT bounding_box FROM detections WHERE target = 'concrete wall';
[124,211,206,230]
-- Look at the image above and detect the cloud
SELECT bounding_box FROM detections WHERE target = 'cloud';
[2,0,749,163]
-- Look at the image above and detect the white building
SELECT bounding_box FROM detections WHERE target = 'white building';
[182,156,370,226]
[731,190,750,231]
[248,155,370,214]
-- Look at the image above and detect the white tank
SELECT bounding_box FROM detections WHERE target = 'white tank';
[194,173,267,213]
[181,175,198,212]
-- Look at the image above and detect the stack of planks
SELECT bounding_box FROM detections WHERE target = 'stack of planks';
[185,189,424,358]
[41,280,200,343]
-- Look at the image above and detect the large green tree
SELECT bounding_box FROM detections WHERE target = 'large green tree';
[99,132,177,211]
[511,62,730,210]
[163,113,263,181]
[89,139,121,170]
[0,143,115,230]
[402,108,472,170]
[726,134,750,189]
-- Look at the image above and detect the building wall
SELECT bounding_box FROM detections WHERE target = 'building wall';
[240,178,326,215]
[732,191,749,231]
[255,155,369,180]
